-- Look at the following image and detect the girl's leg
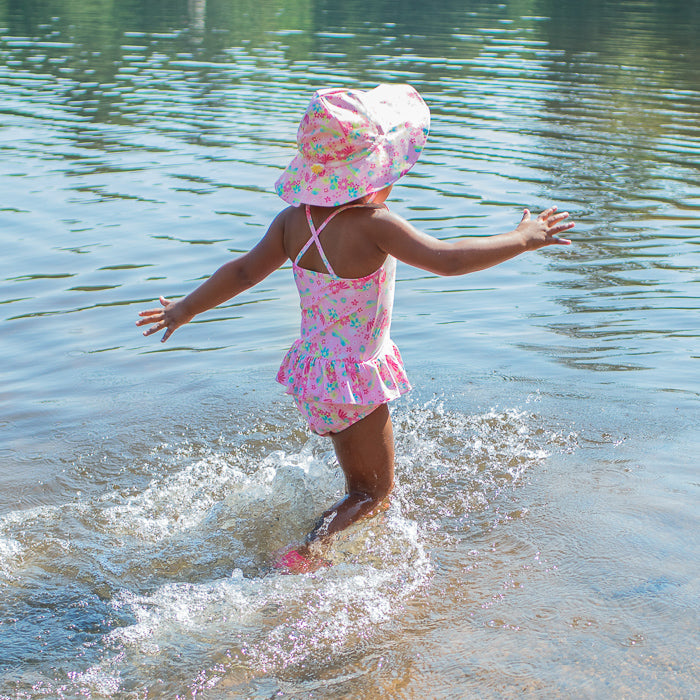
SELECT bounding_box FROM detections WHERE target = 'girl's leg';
[307,403,395,542]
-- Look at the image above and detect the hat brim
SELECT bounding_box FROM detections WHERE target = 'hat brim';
[275,84,430,207]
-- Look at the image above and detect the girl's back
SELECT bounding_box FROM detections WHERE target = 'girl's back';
[282,203,389,280]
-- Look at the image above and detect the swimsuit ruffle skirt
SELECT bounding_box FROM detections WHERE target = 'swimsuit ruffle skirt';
[276,252,411,432]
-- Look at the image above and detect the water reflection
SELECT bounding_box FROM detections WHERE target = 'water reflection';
[1,0,698,382]
[188,0,205,38]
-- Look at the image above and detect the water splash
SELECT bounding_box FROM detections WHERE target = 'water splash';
[0,400,574,697]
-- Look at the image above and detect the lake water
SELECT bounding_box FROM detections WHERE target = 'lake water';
[1,0,698,697]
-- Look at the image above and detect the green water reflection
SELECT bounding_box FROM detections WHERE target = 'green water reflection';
[3,0,698,89]
[1,0,697,380]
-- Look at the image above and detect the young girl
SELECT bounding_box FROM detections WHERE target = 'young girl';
[137,84,574,572]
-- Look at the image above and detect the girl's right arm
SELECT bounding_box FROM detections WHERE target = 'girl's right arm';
[137,209,289,342]
[374,206,574,276]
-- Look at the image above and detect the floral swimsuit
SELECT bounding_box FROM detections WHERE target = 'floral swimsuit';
[276,204,411,435]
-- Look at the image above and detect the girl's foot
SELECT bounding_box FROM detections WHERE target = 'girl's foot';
[272,546,331,574]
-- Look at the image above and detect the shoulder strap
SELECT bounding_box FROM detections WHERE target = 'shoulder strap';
[295,204,363,276]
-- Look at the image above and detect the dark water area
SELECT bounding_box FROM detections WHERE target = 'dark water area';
[1,0,698,697]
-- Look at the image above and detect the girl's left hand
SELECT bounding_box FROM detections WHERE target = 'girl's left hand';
[517,206,574,249]
[136,296,192,342]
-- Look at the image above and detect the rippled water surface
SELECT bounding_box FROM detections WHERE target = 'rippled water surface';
[1,1,698,697]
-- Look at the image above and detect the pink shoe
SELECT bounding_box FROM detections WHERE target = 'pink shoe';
[273,549,313,574]
[272,548,332,574]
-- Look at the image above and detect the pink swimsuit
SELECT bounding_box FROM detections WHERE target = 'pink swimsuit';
[276,204,411,435]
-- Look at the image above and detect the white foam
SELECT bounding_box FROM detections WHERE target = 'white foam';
[0,536,24,580]
[92,400,569,682]
[103,513,432,677]
[0,399,577,696]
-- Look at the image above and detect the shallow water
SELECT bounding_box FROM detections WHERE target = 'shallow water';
[1,0,699,697]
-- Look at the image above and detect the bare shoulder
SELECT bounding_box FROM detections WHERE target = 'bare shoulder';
[248,206,292,260]
[363,205,436,248]
[353,203,411,240]
[272,205,299,232]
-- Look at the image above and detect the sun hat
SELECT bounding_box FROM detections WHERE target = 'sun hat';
[275,83,430,207]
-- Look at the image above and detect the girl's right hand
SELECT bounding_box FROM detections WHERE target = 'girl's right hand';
[516,206,574,249]
[136,296,193,342]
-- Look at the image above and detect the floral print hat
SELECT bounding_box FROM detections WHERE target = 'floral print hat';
[275,84,430,207]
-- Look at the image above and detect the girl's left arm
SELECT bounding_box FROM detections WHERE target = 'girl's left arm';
[373,206,573,277]
[137,209,289,342]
